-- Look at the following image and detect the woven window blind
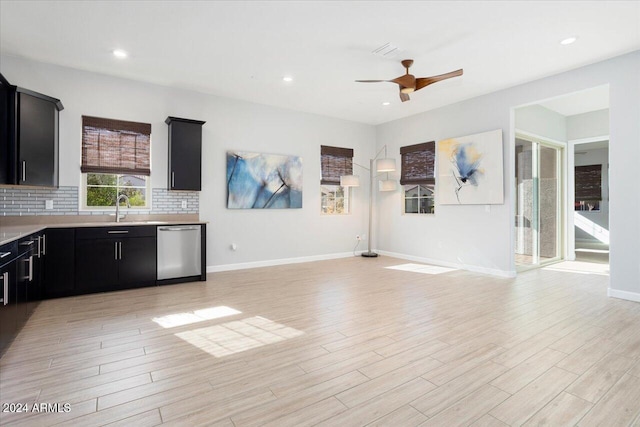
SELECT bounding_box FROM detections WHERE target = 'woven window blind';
[400,141,435,185]
[575,164,602,201]
[321,145,353,185]
[81,116,151,176]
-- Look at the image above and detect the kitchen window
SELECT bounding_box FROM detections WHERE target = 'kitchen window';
[320,145,353,214]
[80,116,151,209]
[400,141,436,214]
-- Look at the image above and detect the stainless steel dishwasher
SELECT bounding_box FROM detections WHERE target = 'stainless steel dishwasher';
[157,225,202,280]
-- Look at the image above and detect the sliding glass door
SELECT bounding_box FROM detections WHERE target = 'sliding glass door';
[515,136,563,269]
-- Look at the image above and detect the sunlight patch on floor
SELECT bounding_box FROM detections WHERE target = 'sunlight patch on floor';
[385,263,457,275]
[575,248,609,254]
[543,261,609,276]
[152,306,242,328]
[175,316,304,357]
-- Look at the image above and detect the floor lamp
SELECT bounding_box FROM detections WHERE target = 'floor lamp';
[340,146,396,258]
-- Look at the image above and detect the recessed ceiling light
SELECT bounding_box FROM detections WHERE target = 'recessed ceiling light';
[113,49,128,59]
[282,76,293,82]
[382,102,391,106]
[560,36,577,45]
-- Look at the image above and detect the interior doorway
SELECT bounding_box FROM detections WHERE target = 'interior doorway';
[515,136,564,269]
[572,139,609,265]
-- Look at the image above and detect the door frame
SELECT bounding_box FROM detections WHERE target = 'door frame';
[514,130,566,271]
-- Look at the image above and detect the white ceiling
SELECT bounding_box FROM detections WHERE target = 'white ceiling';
[1,1,638,125]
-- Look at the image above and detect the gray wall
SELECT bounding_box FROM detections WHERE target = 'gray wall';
[376,51,640,299]
[0,55,376,269]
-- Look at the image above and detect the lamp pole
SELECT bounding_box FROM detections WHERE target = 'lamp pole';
[362,157,377,257]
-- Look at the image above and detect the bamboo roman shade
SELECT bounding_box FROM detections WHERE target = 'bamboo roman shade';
[575,164,602,201]
[321,145,353,185]
[81,116,151,176]
[400,141,435,185]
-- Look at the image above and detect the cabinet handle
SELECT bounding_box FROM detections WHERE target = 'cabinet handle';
[20,240,34,246]
[0,252,11,259]
[37,236,42,258]
[108,230,129,234]
[2,272,8,306]
[118,242,122,260]
[172,172,175,188]
[42,234,46,256]
[27,255,33,282]
[22,160,26,182]
[114,242,118,260]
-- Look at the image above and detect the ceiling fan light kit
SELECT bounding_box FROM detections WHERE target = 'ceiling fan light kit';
[356,59,463,102]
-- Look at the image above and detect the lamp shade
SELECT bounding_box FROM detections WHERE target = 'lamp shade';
[340,175,360,187]
[376,158,396,172]
[379,179,397,192]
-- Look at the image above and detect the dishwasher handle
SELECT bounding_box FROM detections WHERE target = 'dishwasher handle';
[158,226,200,232]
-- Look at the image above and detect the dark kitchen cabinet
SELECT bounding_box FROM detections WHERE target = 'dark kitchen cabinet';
[44,228,76,298]
[0,72,63,187]
[0,241,17,357]
[166,116,205,191]
[76,226,156,293]
[16,234,39,326]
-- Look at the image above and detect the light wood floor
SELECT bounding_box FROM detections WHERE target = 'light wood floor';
[1,256,639,426]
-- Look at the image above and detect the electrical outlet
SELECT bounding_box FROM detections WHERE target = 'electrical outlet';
[45,200,53,210]
[181,200,187,209]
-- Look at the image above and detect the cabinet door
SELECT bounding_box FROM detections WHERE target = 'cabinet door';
[118,237,156,289]
[18,92,58,187]
[15,253,31,331]
[169,120,202,191]
[0,263,16,357]
[44,229,75,298]
[76,239,119,293]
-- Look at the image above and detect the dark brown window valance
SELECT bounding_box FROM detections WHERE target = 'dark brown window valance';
[81,116,151,176]
[575,164,602,201]
[400,141,435,185]
[321,145,353,185]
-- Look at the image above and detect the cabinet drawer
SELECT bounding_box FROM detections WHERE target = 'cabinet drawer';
[75,226,157,240]
[0,241,17,268]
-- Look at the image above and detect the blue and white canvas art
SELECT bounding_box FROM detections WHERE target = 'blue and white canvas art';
[437,129,504,205]
[226,151,303,209]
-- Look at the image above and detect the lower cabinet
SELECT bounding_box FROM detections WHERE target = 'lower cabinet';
[75,226,156,293]
[44,228,75,298]
[0,255,17,357]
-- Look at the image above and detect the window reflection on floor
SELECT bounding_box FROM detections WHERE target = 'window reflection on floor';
[152,306,242,328]
[175,316,304,358]
[385,263,457,275]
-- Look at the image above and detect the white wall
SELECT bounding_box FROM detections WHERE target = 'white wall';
[567,109,609,141]
[376,51,640,300]
[515,104,567,142]
[0,55,376,269]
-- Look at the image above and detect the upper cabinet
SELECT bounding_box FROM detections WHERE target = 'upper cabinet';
[0,73,64,187]
[166,116,205,191]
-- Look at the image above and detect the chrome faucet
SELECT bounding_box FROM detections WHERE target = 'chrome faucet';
[115,194,130,223]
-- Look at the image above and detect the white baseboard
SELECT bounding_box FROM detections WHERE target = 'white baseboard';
[376,250,516,278]
[608,288,640,303]
[207,251,363,273]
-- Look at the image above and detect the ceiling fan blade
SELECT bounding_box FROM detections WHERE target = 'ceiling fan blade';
[415,69,463,91]
[390,74,416,89]
[355,79,389,83]
[399,91,410,102]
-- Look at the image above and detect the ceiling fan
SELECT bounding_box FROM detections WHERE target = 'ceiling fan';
[356,59,463,102]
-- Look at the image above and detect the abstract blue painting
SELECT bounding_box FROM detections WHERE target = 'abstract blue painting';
[437,129,504,205]
[226,151,303,209]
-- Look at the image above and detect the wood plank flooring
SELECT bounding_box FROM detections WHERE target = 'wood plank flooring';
[1,256,639,426]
